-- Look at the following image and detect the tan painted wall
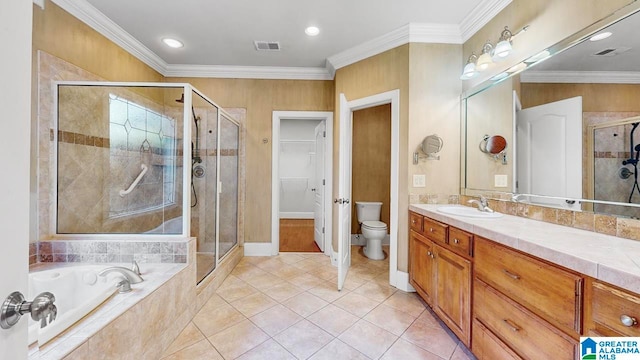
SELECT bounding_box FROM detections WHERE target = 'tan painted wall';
[166,78,334,243]
[32,1,163,83]
[521,83,640,112]
[351,104,391,232]
[463,0,633,90]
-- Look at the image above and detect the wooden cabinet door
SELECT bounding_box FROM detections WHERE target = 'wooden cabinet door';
[434,244,472,346]
[409,231,436,306]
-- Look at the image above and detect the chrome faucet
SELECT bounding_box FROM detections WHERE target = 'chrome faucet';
[468,196,494,213]
[98,267,144,293]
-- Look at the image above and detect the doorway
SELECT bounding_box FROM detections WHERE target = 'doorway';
[336,90,400,290]
[272,111,333,255]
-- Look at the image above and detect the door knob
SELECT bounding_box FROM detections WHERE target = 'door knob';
[334,198,343,204]
[1,291,57,330]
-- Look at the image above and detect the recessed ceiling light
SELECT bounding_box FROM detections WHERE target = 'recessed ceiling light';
[589,32,612,42]
[305,26,320,36]
[162,38,184,48]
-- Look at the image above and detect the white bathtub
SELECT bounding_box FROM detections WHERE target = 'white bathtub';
[28,265,124,345]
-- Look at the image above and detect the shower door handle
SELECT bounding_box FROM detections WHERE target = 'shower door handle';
[1,291,57,330]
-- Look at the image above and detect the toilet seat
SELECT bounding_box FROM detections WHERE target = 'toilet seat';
[362,220,387,229]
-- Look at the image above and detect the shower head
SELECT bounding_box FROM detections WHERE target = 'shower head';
[175,94,185,103]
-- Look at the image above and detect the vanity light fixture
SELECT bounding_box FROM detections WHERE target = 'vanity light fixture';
[590,31,612,41]
[305,26,320,36]
[492,25,530,61]
[162,38,184,48]
[460,53,478,80]
[477,41,494,71]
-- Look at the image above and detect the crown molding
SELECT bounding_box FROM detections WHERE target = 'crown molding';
[327,22,463,71]
[164,64,333,80]
[52,0,497,80]
[33,0,45,10]
[52,0,168,75]
[459,0,513,42]
[520,71,640,84]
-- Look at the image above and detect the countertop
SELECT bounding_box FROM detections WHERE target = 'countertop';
[409,204,640,294]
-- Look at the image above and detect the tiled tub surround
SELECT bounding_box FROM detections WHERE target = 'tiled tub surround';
[410,204,640,294]
[32,239,188,265]
[29,262,189,360]
[29,239,243,360]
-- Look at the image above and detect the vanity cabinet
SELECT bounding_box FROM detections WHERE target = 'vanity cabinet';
[473,237,580,360]
[409,212,472,346]
[585,279,640,337]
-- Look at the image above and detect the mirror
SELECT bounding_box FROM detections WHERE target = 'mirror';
[463,4,640,217]
[422,134,443,155]
[414,134,443,163]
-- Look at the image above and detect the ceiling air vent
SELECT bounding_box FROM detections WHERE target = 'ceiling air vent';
[592,47,631,57]
[254,41,281,51]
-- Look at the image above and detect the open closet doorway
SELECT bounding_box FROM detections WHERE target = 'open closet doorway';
[272,111,333,255]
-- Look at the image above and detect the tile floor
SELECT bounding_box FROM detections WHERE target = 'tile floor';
[162,246,475,360]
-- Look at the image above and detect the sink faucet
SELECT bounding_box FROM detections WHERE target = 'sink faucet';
[98,266,144,293]
[468,196,494,213]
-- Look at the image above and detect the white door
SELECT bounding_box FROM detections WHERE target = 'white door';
[1,0,31,358]
[516,96,582,208]
[313,121,325,252]
[337,94,352,290]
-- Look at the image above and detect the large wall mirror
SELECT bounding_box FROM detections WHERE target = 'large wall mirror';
[463,2,640,218]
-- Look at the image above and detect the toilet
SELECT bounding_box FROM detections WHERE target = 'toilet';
[355,201,387,260]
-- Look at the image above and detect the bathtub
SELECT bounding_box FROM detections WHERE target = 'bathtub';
[28,265,125,345]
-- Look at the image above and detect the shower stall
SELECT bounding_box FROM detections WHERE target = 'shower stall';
[590,115,640,218]
[55,82,241,284]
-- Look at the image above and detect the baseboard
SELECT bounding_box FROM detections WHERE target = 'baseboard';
[243,243,272,257]
[395,271,416,292]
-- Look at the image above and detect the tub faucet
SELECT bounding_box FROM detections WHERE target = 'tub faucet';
[468,196,494,213]
[98,267,144,293]
[131,260,141,276]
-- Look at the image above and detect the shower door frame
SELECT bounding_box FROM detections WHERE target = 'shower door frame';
[52,81,240,268]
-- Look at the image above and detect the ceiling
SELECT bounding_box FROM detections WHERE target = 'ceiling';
[53,0,512,79]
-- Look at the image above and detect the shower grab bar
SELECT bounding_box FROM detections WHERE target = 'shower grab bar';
[119,164,148,197]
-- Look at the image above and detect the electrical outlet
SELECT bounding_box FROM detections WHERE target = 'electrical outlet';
[494,175,508,188]
[413,174,426,188]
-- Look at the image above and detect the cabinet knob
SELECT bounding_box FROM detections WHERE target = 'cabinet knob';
[620,315,638,327]
[411,220,416,225]
[426,251,435,259]
[453,238,460,244]
[430,228,434,232]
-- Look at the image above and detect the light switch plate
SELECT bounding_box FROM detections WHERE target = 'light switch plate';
[413,174,426,188]
[494,175,508,188]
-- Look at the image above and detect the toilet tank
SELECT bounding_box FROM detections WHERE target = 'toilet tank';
[355,201,383,223]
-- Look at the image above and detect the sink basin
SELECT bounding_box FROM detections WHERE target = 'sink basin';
[437,206,503,219]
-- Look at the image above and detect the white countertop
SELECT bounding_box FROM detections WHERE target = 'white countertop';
[409,204,640,294]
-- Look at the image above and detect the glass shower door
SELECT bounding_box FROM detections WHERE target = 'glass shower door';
[218,113,239,260]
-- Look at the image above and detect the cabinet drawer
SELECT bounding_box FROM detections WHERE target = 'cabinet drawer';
[591,281,640,337]
[447,227,473,257]
[472,319,522,360]
[423,217,448,244]
[474,237,582,334]
[474,279,577,360]
[409,212,423,232]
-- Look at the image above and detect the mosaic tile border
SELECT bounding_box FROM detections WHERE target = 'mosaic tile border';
[31,240,188,265]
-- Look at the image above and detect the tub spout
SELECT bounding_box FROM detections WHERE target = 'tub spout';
[98,266,144,293]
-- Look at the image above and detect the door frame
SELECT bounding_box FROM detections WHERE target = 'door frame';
[339,90,400,288]
[272,111,334,256]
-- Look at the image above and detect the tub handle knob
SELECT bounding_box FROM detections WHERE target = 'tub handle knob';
[1,291,57,330]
